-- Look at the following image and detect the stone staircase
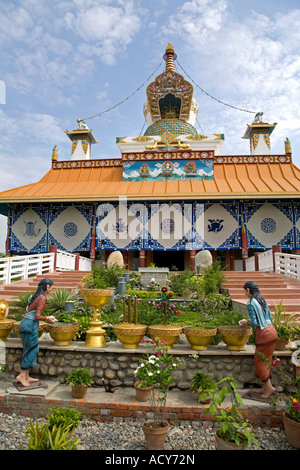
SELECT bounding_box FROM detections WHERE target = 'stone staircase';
[222,271,300,319]
[0,271,90,303]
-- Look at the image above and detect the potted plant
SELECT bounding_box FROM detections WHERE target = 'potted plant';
[203,376,260,450]
[66,367,93,399]
[190,371,218,404]
[45,311,79,346]
[133,355,156,402]
[272,301,297,350]
[136,340,184,450]
[147,287,182,349]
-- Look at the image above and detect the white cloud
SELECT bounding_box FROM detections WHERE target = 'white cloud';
[64,1,143,64]
[159,1,300,158]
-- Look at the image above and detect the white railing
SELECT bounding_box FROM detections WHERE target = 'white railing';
[78,256,92,271]
[257,250,273,272]
[56,250,76,271]
[274,252,300,280]
[56,250,92,272]
[245,249,273,272]
[245,257,255,271]
[0,250,92,285]
[0,253,55,285]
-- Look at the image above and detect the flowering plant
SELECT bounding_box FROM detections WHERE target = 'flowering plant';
[288,394,300,423]
[134,340,184,425]
[156,287,181,325]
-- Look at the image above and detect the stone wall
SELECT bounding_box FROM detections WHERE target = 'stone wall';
[1,338,295,389]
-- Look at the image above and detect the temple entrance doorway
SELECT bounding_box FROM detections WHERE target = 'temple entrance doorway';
[153,250,185,271]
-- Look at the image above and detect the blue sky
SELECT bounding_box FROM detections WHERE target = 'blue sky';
[0,0,300,250]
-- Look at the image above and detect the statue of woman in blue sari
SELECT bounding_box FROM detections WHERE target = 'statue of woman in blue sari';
[16,278,55,387]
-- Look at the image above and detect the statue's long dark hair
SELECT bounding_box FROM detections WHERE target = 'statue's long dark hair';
[28,278,53,307]
[243,281,267,311]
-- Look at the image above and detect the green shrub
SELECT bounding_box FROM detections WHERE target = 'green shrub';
[23,420,81,450]
[46,407,82,431]
[66,368,93,386]
[45,289,75,316]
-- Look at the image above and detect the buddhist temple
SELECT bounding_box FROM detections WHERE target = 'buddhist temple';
[0,44,300,271]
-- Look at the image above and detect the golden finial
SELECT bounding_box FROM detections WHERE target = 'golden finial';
[163,43,177,71]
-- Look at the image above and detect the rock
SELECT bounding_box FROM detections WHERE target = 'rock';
[195,250,212,272]
[107,251,124,268]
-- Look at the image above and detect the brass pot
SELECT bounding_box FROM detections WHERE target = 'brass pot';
[46,322,79,346]
[183,325,217,350]
[13,321,47,338]
[81,288,113,348]
[147,324,182,350]
[218,325,252,351]
[114,323,147,349]
[0,319,16,341]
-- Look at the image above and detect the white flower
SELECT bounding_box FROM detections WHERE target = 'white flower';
[148,372,153,376]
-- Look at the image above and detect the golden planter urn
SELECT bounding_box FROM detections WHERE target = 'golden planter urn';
[81,288,113,348]
[0,299,15,341]
[114,323,147,349]
[147,324,182,350]
[183,325,217,350]
[14,320,47,338]
[46,322,79,346]
[218,325,252,351]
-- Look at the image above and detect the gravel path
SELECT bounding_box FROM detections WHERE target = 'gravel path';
[0,412,296,451]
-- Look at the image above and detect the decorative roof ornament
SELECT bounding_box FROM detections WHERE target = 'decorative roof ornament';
[144,43,195,125]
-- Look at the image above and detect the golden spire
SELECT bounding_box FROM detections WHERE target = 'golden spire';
[164,43,177,71]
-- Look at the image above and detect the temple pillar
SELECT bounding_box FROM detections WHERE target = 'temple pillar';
[272,245,282,271]
[49,245,57,270]
[190,250,196,271]
[241,225,248,271]
[139,250,147,267]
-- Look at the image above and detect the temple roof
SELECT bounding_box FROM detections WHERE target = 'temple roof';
[0,156,299,210]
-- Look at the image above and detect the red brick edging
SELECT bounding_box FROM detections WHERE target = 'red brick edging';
[0,394,284,428]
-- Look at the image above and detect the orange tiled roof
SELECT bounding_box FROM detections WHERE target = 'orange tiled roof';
[0,157,299,204]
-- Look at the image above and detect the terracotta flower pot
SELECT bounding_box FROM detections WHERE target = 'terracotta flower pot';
[215,431,245,450]
[134,382,153,402]
[71,384,88,399]
[283,412,300,449]
[142,420,170,450]
[275,337,289,351]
